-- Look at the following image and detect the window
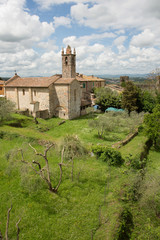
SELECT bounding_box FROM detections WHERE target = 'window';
[65,57,68,65]
[34,90,36,96]
[23,89,25,95]
[0,87,2,90]
[83,83,86,88]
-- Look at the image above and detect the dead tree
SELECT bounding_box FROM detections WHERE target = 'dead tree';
[20,143,65,193]
[0,205,21,240]
[5,205,12,240]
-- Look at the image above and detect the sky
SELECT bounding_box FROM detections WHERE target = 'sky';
[0,0,160,77]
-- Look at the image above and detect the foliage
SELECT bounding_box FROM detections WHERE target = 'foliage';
[0,98,15,122]
[94,87,121,111]
[89,114,114,138]
[126,154,147,170]
[89,111,144,140]
[116,208,134,240]
[92,145,124,166]
[60,135,87,181]
[61,135,87,160]
[121,81,142,114]
[141,90,156,113]
[144,104,160,149]
[0,113,160,239]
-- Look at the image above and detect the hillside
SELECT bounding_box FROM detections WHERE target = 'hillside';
[0,113,160,239]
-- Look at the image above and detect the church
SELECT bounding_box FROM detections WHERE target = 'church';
[5,46,105,119]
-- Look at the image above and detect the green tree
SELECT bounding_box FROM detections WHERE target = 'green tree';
[95,87,121,112]
[141,90,156,113]
[121,81,142,115]
[89,114,114,139]
[61,135,87,181]
[144,104,160,149]
[0,98,15,122]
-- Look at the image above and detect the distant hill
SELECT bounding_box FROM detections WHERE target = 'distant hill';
[97,73,148,78]
[0,77,10,81]
[96,74,148,85]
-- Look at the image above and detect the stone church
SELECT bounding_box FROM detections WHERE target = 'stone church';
[5,46,105,119]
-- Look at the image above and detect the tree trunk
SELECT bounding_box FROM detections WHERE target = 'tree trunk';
[71,158,74,181]
[5,205,12,240]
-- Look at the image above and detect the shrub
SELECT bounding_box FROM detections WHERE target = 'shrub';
[92,145,124,166]
[116,208,134,240]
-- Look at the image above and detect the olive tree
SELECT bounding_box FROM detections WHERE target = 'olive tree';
[0,98,15,122]
[144,104,160,149]
[61,135,87,181]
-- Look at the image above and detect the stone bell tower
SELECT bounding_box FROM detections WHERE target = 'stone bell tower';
[62,45,76,78]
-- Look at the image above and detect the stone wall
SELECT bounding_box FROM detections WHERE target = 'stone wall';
[5,87,17,106]
[5,87,50,114]
[54,80,81,119]
[54,85,69,119]
[69,80,81,119]
[81,81,105,97]
[62,54,76,78]
[31,87,49,111]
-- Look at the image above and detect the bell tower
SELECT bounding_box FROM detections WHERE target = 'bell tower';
[62,45,76,78]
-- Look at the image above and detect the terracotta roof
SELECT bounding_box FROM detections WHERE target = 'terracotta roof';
[55,78,76,85]
[5,75,61,88]
[0,80,4,85]
[76,74,105,82]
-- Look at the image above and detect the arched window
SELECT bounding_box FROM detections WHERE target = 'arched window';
[65,57,68,65]
[23,89,25,95]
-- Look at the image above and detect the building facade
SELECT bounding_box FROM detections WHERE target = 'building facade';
[5,46,105,119]
[0,80,4,95]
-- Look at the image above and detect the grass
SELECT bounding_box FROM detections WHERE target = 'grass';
[0,113,160,239]
[0,138,127,240]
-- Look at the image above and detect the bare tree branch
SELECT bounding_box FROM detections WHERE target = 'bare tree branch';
[55,163,63,192]
[16,218,21,240]
[32,160,42,170]
[20,143,65,193]
[5,205,12,240]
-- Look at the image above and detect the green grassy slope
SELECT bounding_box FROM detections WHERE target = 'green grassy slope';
[0,113,160,239]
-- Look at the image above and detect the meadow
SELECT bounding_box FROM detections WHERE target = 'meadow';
[0,113,160,239]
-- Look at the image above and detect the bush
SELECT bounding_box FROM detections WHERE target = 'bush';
[126,154,147,170]
[92,145,124,166]
[116,208,134,240]
[0,98,15,122]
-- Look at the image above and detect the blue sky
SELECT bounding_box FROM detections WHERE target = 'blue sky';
[0,0,160,77]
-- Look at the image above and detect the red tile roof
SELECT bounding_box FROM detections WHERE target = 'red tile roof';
[76,74,105,82]
[0,80,4,85]
[5,75,61,87]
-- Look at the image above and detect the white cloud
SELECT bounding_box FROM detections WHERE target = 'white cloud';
[113,36,127,46]
[70,0,160,33]
[63,32,116,47]
[0,0,54,45]
[53,16,71,28]
[1,0,160,77]
[131,29,155,48]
